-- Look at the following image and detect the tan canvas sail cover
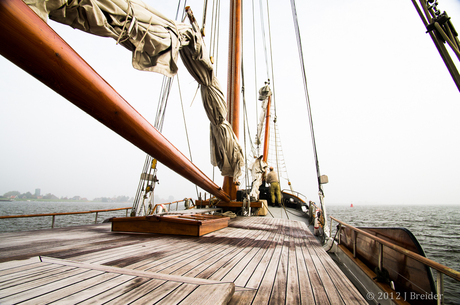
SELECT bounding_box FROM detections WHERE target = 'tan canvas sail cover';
[25,0,243,181]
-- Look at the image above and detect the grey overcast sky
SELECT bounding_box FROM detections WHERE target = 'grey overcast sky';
[1,0,460,205]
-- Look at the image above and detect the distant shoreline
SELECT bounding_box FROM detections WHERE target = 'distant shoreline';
[0,199,132,204]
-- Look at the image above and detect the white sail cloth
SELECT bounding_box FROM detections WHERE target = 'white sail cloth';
[26,0,244,181]
[255,84,272,145]
[249,156,267,200]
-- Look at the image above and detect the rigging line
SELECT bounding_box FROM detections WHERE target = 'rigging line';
[189,84,201,107]
[155,77,173,131]
[243,96,257,157]
[210,0,217,60]
[289,0,323,195]
[273,121,290,182]
[154,77,167,129]
[214,0,221,73]
[134,0,187,215]
[258,0,270,80]
[175,0,182,20]
[180,0,189,21]
[133,75,172,216]
[208,0,220,70]
[241,6,254,191]
[132,155,151,215]
[202,0,208,33]
[242,70,250,190]
[241,4,249,190]
[153,78,166,128]
[265,0,276,116]
[252,0,259,145]
[264,0,280,179]
[177,73,199,198]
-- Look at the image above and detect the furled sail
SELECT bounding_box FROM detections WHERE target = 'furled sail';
[25,0,244,181]
[255,83,272,145]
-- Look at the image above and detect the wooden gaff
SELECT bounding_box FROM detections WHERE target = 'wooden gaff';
[0,0,230,203]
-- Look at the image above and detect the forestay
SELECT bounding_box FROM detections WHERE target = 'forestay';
[25,0,244,181]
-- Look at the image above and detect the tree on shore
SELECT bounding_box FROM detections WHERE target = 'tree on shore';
[3,191,20,198]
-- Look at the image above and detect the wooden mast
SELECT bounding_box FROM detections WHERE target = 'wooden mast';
[0,0,231,203]
[222,0,242,200]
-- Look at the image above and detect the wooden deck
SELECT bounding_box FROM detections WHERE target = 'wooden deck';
[0,216,367,304]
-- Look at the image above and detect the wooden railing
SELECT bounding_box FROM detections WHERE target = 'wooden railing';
[150,198,193,214]
[330,216,460,305]
[0,207,132,229]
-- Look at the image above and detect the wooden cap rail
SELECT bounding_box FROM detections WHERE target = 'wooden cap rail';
[330,216,460,282]
[0,207,132,229]
[0,207,132,219]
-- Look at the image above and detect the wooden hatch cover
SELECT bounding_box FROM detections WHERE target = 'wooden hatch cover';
[111,213,230,236]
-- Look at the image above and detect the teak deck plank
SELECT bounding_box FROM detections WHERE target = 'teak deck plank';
[299,235,332,304]
[128,281,184,304]
[156,227,253,276]
[127,228,240,272]
[286,226,301,304]
[77,276,153,304]
[231,226,279,288]
[168,233,250,277]
[305,236,345,304]
[2,270,104,304]
[295,236,315,304]
[250,221,285,304]
[180,282,235,305]
[0,262,58,284]
[46,275,144,304]
[0,215,368,304]
[19,272,122,305]
[135,229,237,274]
[309,237,366,304]
[153,283,199,305]
[0,257,41,272]
[102,279,168,304]
[245,219,284,290]
[195,225,266,280]
[218,230,272,283]
[0,265,80,294]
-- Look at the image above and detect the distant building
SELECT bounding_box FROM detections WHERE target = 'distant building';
[35,189,41,197]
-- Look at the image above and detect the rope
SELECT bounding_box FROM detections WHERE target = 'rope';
[242,62,250,191]
[252,0,259,147]
[265,0,277,118]
[132,76,171,216]
[132,0,193,217]
[289,0,324,198]
[116,0,134,45]
[202,0,209,35]
[137,16,153,50]
[189,84,200,107]
[325,225,340,252]
[177,73,199,199]
[210,0,221,70]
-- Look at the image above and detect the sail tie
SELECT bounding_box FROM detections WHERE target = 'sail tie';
[116,0,135,45]
[136,16,153,51]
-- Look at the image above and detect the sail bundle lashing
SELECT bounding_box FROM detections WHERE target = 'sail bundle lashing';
[24,0,244,183]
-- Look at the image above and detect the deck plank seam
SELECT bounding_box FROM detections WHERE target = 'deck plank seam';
[184,223,268,279]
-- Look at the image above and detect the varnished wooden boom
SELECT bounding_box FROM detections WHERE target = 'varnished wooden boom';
[0,0,230,203]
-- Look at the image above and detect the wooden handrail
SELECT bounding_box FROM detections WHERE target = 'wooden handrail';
[330,216,460,282]
[150,198,194,214]
[0,207,132,219]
